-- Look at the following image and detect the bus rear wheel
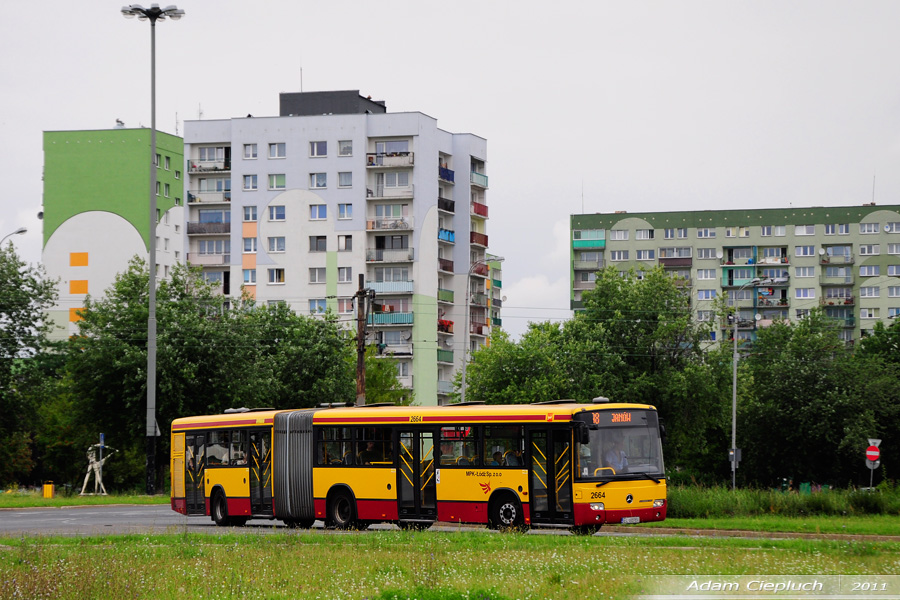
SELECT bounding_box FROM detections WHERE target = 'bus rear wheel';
[328,491,357,530]
[489,495,524,531]
[212,493,230,527]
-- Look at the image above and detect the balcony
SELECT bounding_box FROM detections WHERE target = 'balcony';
[492,278,502,289]
[438,228,455,244]
[438,196,455,213]
[376,343,413,356]
[492,317,502,327]
[573,239,605,249]
[470,323,487,336]
[659,257,692,268]
[492,297,502,308]
[188,160,230,174]
[366,152,414,167]
[366,217,414,231]
[573,259,605,271]
[573,279,597,290]
[821,297,855,307]
[470,232,489,247]
[365,248,415,263]
[438,288,454,303]
[187,253,230,266]
[756,297,789,308]
[672,277,693,288]
[826,316,856,328]
[187,222,231,235]
[756,255,790,266]
[471,201,488,218]
[820,253,854,265]
[438,258,454,272]
[470,293,489,307]
[367,183,415,200]
[368,312,414,325]
[188,191,231,204]
[369,281,414,294]
[820,274,854,286]
[470,172,489,188]
[438,319,454,334]
[437,380,453,395]
[439,166,455,183]
[437,349,454,363]
[471,262,489,277]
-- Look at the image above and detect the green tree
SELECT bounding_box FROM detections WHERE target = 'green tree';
[0,244,58,485]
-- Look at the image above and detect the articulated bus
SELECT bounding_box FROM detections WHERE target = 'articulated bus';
[170,400,666,532]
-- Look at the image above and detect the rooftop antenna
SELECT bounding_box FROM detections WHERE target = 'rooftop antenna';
[300,67,303,93]
[198,103,203,120]
[175,112,179,136]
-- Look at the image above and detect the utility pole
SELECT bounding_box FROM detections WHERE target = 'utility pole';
[355,274,367,406]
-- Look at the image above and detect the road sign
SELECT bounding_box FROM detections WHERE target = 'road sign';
[868,438,882,447]
[866,446,880,461]
[867,459,880,471]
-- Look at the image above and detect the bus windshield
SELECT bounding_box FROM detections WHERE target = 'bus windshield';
[574,409,665,481]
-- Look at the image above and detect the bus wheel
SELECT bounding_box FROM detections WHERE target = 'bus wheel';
[285,519,315,529]
[329,491,357,530]
[489,494,524,530]
[570,524,601,536]
[212,493,230,527]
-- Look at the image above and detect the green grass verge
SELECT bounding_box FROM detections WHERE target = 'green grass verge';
[647,515,900,536]
[0,490,169,509]
[0,531,897,600]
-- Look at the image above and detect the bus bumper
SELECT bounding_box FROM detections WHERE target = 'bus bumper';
[573,501,666,526]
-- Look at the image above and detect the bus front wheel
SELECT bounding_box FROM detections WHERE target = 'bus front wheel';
[489,494,524,530]
[212,493,230,527]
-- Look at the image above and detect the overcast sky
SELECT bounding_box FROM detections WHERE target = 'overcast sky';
[3,1,900,339]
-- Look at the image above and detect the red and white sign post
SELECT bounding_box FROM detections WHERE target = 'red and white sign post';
[866,438,882,489]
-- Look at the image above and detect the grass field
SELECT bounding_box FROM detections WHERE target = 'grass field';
[1,529,898,600]
[0,489,169,509]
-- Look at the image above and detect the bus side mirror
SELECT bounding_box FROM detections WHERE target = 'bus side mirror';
[576,422,589,445]
[659,419,667,444]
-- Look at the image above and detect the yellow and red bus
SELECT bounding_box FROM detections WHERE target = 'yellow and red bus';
[170,400,666,532]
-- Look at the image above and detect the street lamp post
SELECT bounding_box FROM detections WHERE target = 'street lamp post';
[460,256,503,404]
[121,3,184,495]
[0,227,27,246]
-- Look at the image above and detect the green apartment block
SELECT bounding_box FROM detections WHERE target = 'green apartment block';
[571,205,900,343]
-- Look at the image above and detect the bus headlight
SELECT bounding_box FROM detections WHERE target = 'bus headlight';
[653,499,665,508]
[589,503,604,511]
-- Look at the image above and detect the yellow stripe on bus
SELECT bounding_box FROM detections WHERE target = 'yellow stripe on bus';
[532,442,547,461]
[421,471,434,491]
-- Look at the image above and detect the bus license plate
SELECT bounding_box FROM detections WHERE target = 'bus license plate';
[621,516,640,524]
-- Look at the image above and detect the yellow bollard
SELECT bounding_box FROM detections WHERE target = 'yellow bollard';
[42,482,55,499]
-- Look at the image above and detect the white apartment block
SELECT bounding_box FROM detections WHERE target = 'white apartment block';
[184,91,498,405]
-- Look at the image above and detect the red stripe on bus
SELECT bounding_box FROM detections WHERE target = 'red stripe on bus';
[314,414,571,424]
[172,418,273,430]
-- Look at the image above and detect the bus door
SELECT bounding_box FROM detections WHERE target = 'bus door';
[185,433,205,515]
[396,429,437,520]
[527,427,573,524]
[249,429,273,515]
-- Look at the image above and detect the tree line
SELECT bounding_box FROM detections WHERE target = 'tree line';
[0,247,407,489]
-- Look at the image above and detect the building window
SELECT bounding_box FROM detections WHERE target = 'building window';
[338,204,352,220]
[889,308,900,318]
[795,288,816,299]
[243,237,257,254]
[609,250,629,261]
[309,299,326,314]
[338,235,352,251]
[338,298,354,314]
[795,224,815,236]
[243,269,256,284]
[796,309,810,319]
[888,244,900,255]
[573,229,604,240]
[268,174,286,190]
[697,289,717,301]
[636,229,654,240]
[338,172,352,188]
[175,170,181,180]
[338,140,353,156]
[696,310,714,321]
[580,271,597,283]
[164,156,170,170]
[664,228,675,240]
[243,144,257,159]
[859,265,881,277]
[890,286,900,298]
[309,267,326,283]
[156,181,160,196]
[155,153,161,167]
[724,227,735,238]
[310,204,327,220]
[795,245,815,257]
[761,226,772,237]
[762,247,783,259]
[608,230,628,241]
[794,267,815,278]
[859,244,880,256]
[385,172,409,187]
[886,222,900,233]
[860,308,879,319]
[269,205,285,221]
[243,175,258,190]
[888,265,900,276]
[825,224,836,236]
[309,141,327,157]
[310,173,327,189]
[243,206,257,222]
[696,269,716,280]
[697,228,716,239]
[268,268,285,284]
[268,237,285,253]
[839,224,850,235]
[338,267,352,283]
[697,248,717,260]
[860,223,880,234]
[774,225,786,237]
[310,236,327,252]
[636,249,655,260]
[375,267,409,282]
[269,143,286,159]
[860,287,880,298]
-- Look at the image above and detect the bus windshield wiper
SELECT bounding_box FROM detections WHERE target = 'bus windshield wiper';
[635,472,661,484]
[595,479,613,488]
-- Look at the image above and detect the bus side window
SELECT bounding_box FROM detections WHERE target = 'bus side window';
[230,430,246,465]
[207,431,228,466]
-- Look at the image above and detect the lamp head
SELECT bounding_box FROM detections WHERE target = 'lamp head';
[13,227,26,236]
